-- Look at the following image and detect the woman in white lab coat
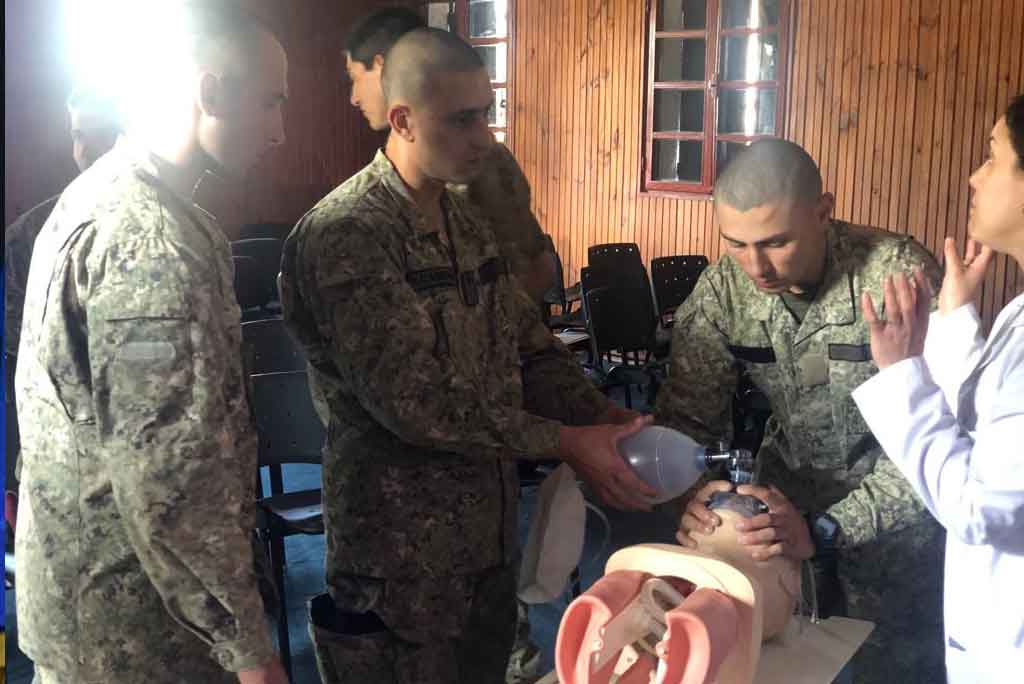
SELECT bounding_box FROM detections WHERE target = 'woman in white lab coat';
[851,94,1024,683]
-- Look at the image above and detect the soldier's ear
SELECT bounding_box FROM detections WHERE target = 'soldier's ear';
[197,72,222,117]
[815,192,835,224]
[388,104,414,142]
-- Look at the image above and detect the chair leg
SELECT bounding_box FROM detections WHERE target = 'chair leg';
[268,466,288,567]
[570,566,582,598]
[624,383,633,409]
[268,530,292,679]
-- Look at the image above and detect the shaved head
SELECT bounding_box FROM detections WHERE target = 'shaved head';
[382,27,485,107]
[713,138,823,210]
[185,4,282,80]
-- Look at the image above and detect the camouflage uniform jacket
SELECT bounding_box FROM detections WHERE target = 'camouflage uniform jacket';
[14,138,275,680]
[454,142,548,276]
[280,149,606,581]
[655,221,946,618]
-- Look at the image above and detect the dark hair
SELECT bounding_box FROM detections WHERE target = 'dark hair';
[381,28,483,106]
[345,7,426,68]
[1007,94,1024,170]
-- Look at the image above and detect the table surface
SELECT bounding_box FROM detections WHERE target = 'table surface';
[554,331,589,346]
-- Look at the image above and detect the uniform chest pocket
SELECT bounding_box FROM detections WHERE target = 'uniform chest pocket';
[827,346,876,436]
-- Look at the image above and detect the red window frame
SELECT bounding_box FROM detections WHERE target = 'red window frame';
[643,0,791,196]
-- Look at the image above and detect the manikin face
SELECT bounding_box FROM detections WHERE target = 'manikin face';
[197,30,289,177]
[345,52,388,131]
[716,193,834,294]
[391,67,496,185]
[968,116,1024,254]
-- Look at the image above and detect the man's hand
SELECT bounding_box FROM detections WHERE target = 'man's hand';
[733,484,815,562]
[237,659,289,684]
[675,480,734,548]
[862,269,931,369]
[938,237,994,315]
[593,402,642,426]
[559,416,658,511]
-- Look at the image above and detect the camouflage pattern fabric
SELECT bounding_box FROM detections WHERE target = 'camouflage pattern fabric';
[308,564,517,684]
[281,148,606,681]
[14,138,276,683]
[454,142,548,278]
[655,220,946,683]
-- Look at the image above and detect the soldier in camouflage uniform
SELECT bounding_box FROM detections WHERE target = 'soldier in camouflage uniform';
[343,6,555,305]
[340,11,576,683]
[281,28,655,684]
[658,140,945,683]
[14,8,289,684]
[5,88,122,513]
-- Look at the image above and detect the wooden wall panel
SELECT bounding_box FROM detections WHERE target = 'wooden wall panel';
[511,0,1024,322]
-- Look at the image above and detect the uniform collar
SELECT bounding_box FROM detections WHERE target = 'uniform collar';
[116,136,220,225]
[372,148,460,238]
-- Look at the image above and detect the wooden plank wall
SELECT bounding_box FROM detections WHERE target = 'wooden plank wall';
[511,0,1024,323]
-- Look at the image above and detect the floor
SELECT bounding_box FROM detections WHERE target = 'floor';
[5,385,684,684]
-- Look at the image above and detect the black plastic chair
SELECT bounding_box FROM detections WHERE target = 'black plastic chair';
[233,256,272,312]
[231,239,283,320]
[650,255,709,326]
[588,242,644,276]
[242,318,307,376]
[581,273,661,408]
[242,318,309,501]
[543,235,583,330]
[250,370,325,680]
[239,222,293,242]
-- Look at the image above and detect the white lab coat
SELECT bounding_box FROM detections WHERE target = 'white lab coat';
[852,294,1024,683]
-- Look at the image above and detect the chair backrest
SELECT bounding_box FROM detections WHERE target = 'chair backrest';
[238,222,293,241]
[242,318,307,375]
[232,239,283,313]
[232,239,283,288]
[233,256,270,310]
[250,371,325,467]
[650,255,710,318]
[588,242,643,275]
[584,280,658,359]
[542,234,568,312]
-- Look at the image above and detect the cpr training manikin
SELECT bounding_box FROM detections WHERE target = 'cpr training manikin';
[539,427,872,684]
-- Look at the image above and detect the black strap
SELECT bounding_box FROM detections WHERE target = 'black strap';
[728,345,777,364]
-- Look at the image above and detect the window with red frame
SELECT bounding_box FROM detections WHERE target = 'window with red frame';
[425,0,512,144]
[644,0,791,196]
